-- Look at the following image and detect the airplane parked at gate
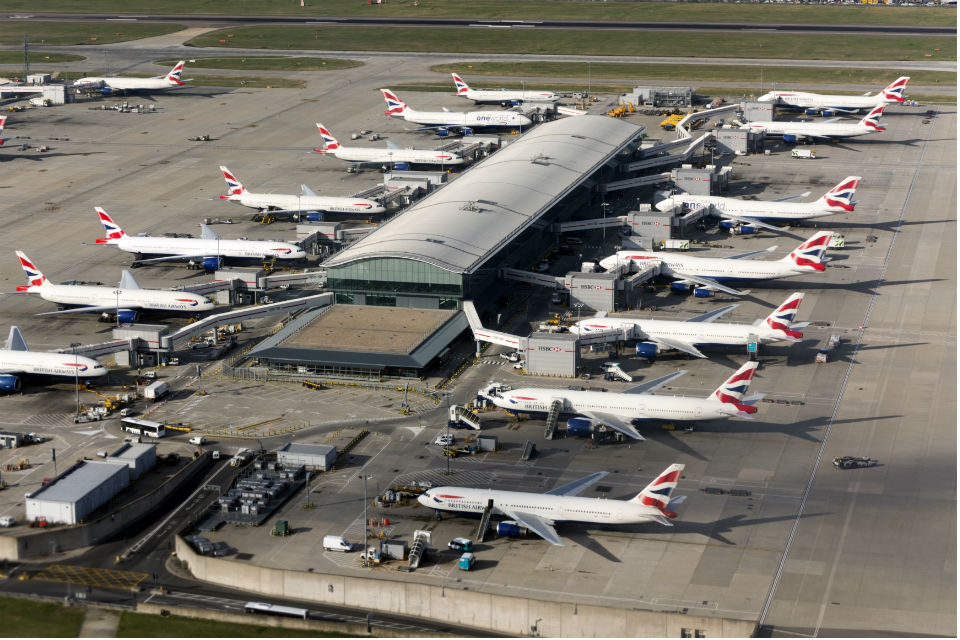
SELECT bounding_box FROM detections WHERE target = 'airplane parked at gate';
[0,326,106,393]
[418,464,686,546]
[381,89,532,135]
[9,251,214,323]
[314,123,465,169]
[569,293,808,358]
[480,361,762,440]
[93,208,305,269]
[451,72,558,105]
[741,105,887,142]
[655,177,861,231]
[219,166,385,218]
[74,60,189,94]
[758,77,910,114]
[598,231,834,296]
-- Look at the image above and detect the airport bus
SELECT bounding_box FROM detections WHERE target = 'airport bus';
[243,601,309,620]
[119,417,165,439]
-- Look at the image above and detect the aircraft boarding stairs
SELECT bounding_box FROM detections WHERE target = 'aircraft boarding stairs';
[544,399,563,440]
[604,363,633,382]
[408,530,431,570]
[449,404,481,430]
[476,498,494,542]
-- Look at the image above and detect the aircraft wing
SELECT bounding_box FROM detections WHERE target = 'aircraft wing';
[728,245,779,260]
[545,471,609,497]
[673,273,746,296]
[772,191,811,202]
[623,370,687,395]
[651,338,706,359]
[717,214,784,233]
[820,117,842,125]
[580,411,644,440]
[685,304,738,323]
[37,305,139,316]
[132,253,216,265]
[497,509,563,546]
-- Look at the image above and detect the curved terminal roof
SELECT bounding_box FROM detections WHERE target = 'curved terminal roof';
[324,116,644,275]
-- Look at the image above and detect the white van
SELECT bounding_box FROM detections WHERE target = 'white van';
[0,516,15,528]
[188,435,207,446]
[322,535,353,552]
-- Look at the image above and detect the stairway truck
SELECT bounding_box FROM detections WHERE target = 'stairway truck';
[143,380,169,402]
[496,521,529,538]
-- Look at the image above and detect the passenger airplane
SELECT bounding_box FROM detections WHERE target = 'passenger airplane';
[451,72,558,105]
[742,105,886,141]
[314,123,465,168]
[758,77,910,114]
[0,326,106,392]
[655,176,861,231]
[598,231,834,296]
[12,251,214,323]
[481,361,761,440]
[93,208,305,269]
[219,166,385,217]
[418,464,686,546]
[569,293,808,358]
[74,60,188,93]
[381,89,532,134]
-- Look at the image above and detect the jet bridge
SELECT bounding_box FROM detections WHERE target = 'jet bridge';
[622,132,713,174]
[498,267,564,289]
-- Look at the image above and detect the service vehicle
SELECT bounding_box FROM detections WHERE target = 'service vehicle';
[0,516,15,527]
[791,148,816,159]
[143,380,169,402]
[833,456,879,470]
[458,552,476,570]
[448,537,473,552]
[322,535,353,552]
[434,433,454,446]
[188,435,207,446]
[120,417,165,438]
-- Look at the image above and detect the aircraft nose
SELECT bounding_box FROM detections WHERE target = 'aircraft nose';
[654,199,673,212]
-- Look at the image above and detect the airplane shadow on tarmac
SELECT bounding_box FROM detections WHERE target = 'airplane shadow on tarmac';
[0,151,106,162]
[670,511,831,546]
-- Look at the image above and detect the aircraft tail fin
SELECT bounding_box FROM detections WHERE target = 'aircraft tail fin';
[819,176,861,212]
[165,60,186,85]
[315,122,340,153]
[780,231,833,272]
[119,270,141,290]
[15,250,47,290]
[5,326,28,352]
[629,464,686,520]
[859,104,886,131]
[219,165,246,200]
[707,361,760,415]
[95,207,126,244]
[451,72,471,95]
[381,89,408,116]
[881,76,910,103]
[763,293,805,340]
[0,115,6,144]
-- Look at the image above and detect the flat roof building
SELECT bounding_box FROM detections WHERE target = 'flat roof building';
[25,460,130,525]
[276,442,337,471]
[324,116,645,311]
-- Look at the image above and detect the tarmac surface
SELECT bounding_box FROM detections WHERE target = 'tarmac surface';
[0,42,954,638]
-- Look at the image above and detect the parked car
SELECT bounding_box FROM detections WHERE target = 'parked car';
[434,433,454,447]
[0,516,15,528]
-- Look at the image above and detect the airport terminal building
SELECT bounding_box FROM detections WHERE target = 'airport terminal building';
[324,116,646,311]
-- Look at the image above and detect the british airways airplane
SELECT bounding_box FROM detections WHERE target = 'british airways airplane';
[481,361,762,440]
[11,251,214,323]
[381,89,531,135]
[0,326,106,393]
[758,76,909,114]
[219,166,384,217]
[419,465,686,546]
[93,208,305,269]
[742,105,887,142]
[314,123,464,168]
[450,72,558,105]
[74,60,188,94]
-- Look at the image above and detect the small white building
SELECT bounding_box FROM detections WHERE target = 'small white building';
[25,460,130,525]
[107,442,157,479]
[276,442,337,471]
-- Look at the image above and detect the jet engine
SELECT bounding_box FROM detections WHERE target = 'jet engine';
[782,134,797,143]
[635,342,660,358]
[0,374,22,393]
[565,417,592,436]
[496,521,529,538]
[202,256,223,271]
[117,309,139,324]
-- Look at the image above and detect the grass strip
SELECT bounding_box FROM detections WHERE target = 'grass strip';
[4,1,954,27]
[117,610,359,637]
[154,56,361,71]
[0,52,85,64]
[0,596,86,637]
[431,62,956,87]
[0,22,186,46]
[187,26,954,62]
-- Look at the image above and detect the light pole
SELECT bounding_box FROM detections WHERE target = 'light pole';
[362,474,372,550]
[574,303,584,329]
[601,201,610,245]
[113,289,121,327]
[70,343,81,418]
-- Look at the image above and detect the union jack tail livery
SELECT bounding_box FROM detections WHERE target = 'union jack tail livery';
[0,115,6,145]
[708,361,760,416]
[94,207,126,243]
[165,60,186,85]
[219,166,246,200]
[630,464,686,519]
[763,293,806,340]
[819,176,861,212]
[380,89,408,116]
[15,251,47,290]
[451,73,471,95]
[881,76,909,103]
[782,231,833,272]
[859,105,886,131]
[314,122,340,153]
